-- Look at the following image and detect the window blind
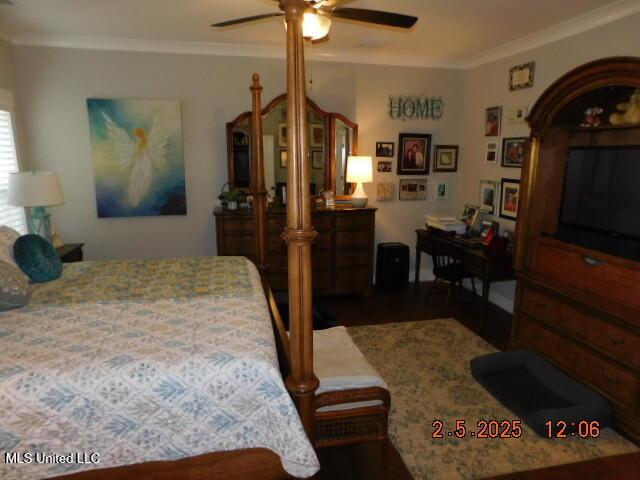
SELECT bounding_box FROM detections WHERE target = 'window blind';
[0,109,26,233]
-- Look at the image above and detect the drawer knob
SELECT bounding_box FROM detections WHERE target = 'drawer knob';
[583,256,603,266]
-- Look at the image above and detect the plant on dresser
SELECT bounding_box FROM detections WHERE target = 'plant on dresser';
[512,57,640,442]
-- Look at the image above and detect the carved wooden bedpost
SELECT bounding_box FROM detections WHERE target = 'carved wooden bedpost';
[280,0,319,440]
[250,74,269,284]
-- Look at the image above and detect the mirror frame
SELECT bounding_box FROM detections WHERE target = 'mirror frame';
[226,94,358,196]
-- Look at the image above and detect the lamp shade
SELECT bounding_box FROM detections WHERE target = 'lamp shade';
[302,12,331,41]
[8,171,64,207]
[284,12,332,41]
[346,156,373,184]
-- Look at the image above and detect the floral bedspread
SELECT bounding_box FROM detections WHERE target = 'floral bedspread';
[0,256,319,479]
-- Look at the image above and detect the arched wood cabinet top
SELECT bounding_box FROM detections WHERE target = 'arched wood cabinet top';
[229,94,329,126]
[527,56,640,136]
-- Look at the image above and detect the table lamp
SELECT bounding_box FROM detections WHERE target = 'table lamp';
[8,171,64,244]
[346,156,373,208]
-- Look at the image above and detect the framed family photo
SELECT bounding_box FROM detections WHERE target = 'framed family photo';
[397,133,431,175]
[376,142,394,158]
[502,137,527,168]
[500,178,521,220]
[399,178,427,201]
[485,142,499,164]
[485,106,502,136]
[377,161,392,173]
[310,124,324,148]
[433,145,458,172]
[479,180,497,213]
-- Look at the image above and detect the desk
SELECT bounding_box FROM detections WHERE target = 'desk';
[415,229,515,333]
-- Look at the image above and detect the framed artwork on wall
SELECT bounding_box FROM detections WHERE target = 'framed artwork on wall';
[397,133,431,175]
[508,105,529,124]
[87,98,186,218]
[479,180,497,213]
[278,122,287,147]
[485,142,499,164]
[500,178,521,220]
[280,150,288,168]
[376,142,394,158]
[310,124,324,148]
[502,137,527,168]
[399,178,427,201]
[377,182,395,201]
[433,145,459,172]
[311,150,324,169]
[435,182,448,200]
[485,106,502,136]
[509,61,535,91]
[377,161,392,173]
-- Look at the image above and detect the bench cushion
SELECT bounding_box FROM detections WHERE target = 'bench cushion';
[314,326,387,395]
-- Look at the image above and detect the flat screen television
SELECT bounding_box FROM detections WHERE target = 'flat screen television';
[557,146,640,261]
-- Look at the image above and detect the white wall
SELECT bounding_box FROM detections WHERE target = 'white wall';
[13,46,462,264]
[457,12,640,311]
[0,39,16,92]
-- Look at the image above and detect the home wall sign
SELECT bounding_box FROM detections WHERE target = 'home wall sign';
[388,96,444,121]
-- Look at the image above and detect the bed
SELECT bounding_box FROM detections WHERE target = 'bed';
[0,257,319,479]
[2,2,323,478]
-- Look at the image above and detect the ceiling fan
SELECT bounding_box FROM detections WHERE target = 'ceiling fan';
[211,0,418,41]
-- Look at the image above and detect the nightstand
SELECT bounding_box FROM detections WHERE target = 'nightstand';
[56,243,84,263]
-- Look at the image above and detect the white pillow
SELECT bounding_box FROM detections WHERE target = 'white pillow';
[0,226,22,270]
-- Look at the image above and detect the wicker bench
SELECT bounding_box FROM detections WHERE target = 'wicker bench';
[313,327,390,448]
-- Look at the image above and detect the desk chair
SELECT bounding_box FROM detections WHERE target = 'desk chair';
[424,228,478,311]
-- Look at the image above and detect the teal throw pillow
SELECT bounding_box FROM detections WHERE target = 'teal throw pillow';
[13,234,63,283]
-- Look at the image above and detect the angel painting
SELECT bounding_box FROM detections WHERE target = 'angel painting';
[87,99,186,217]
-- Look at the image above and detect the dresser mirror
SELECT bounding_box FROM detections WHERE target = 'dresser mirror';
[227,94,358,197]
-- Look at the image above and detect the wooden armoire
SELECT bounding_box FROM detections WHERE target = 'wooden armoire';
[512,57,640,442]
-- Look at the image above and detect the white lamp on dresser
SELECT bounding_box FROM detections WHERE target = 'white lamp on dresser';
[346,156,373,208]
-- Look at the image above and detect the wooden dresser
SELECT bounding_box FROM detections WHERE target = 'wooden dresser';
[214,206,376,295]
[512,58,640,442]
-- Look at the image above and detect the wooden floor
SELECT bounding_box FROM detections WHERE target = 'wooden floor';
[312,281,640,480]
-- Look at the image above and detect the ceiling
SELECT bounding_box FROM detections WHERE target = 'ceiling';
[0,0,637,68]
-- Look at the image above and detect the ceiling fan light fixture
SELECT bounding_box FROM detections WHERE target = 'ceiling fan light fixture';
[302,12,331,41]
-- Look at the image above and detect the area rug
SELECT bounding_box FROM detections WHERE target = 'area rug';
[347,319,638,480]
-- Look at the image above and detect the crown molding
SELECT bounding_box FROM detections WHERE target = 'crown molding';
[11,32,463,70]
[8,0,640,71]
[462,0,640,68]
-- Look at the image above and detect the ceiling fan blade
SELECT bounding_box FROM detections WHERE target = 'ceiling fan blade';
[325,8,417,29]
[212,13,284,28]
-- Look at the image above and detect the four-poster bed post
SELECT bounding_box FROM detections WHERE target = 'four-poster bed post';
[250,73,269,284]
[280,0,319,441]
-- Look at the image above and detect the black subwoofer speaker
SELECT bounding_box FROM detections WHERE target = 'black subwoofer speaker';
[376,243,409,288]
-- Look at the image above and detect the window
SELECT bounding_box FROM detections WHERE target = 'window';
[0,105,27,233]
